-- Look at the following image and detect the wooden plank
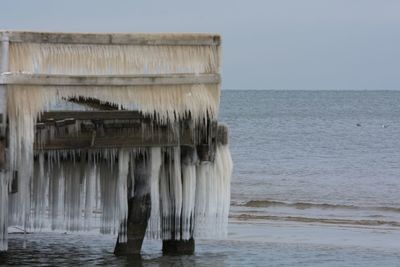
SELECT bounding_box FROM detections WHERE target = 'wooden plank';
[34,133,194,150]
[39,110,144,121]
[0,73,220,86]
[217,124,229,145]
[67,97,119,110]
[1,31,221,46]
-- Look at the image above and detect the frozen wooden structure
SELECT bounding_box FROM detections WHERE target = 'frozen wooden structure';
[0,31,232,255]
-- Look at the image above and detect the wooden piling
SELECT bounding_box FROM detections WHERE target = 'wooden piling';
[161,146,197,255]
[114,154,151,256]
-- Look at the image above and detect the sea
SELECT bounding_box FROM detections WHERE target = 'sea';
[1,90,400,266]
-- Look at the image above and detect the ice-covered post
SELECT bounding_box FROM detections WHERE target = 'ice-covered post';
[0,32,9,252]
[162,146,197,254]
[0,31,8,169]
[114,154,151,255]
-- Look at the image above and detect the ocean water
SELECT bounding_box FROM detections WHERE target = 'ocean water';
[1,90,400,266]
[222,91,400,222]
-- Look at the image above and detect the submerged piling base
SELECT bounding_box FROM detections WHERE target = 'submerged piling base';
[114,195,151,255]
[162,238,195,255]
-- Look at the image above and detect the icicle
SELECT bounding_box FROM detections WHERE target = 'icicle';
[171,147,183,240]
[31,152,48,230]
[194,161,211,237]
[99,154,118,235]
[64,160,83,232]
[128,153,135,199]
[48,157,65,230]
[116,149,129,243]
[83,159,96,231]
[159,151,171,240]
[7,84,220,125]
[181,162,197,240]
[213,144,233,237]
[147,147,162,239]
[194,144,232,238]
[0,171,9,251]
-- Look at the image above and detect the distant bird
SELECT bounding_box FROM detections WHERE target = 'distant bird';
[356,123,361,127]
[382,124,389,128]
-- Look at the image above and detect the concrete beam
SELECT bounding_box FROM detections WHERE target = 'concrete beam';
[0,73,220,86]
[0,31,221,46]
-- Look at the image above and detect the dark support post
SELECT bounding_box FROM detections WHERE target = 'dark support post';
[0,138,5,170]
[114,154,151,256]
[181,145,198,165]
[197,144,214,162]
[10,171,18,194]
[162,146,197,255]
[217,124,229,145]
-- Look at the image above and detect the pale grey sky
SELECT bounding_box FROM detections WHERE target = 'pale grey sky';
[1,0,399,90]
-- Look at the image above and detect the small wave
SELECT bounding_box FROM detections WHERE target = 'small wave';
[241,200,400,213]
[232,214,400,227]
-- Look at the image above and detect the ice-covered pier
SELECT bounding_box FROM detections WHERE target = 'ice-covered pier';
[0,31,232,255]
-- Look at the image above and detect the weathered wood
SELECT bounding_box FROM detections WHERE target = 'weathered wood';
[34,131,194,150]
[197,144,215,162]
[0,73,220,86]
[217,124,229,145]
[34,113,226,150]
[39,111,143,121]
[1,31,221,46]
[67,97,119,110]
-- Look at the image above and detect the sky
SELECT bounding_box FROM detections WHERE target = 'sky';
[1,0,399,90]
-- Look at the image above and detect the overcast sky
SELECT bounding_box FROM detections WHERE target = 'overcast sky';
[1,0,399,90]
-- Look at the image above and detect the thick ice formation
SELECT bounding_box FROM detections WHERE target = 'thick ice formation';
[1,142,232,251]
[9,43,220,75]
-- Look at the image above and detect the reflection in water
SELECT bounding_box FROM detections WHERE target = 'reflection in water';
[0,233,230,267]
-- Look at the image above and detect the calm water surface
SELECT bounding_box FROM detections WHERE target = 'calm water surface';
[1,90,400,266]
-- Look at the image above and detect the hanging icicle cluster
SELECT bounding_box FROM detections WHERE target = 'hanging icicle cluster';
[23,149,140,237]
[9,42,220,75]
[148,145,233,240]
[3,144,232,250]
